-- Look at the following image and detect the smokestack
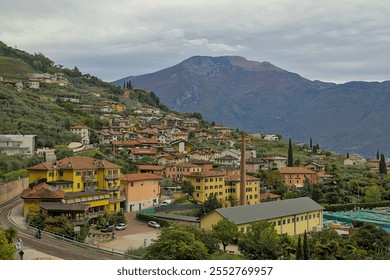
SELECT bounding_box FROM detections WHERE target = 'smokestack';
[240,134,246,206]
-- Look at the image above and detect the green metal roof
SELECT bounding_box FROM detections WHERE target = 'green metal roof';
[215,197,324,225]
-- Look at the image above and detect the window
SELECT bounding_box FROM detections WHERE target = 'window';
[317,213,320,218]
[196,186,200,190]
[205,179,209,182]
[278,221,281,226]
[196,193,199,197]
[76,171,81,176]
[309,214,312,219]
[273,221,276,226]
[210,178,213,182]
[210,186,213,190]
[287,218,290,224]
[196,178,201,182]
[292,217,295,223]
[283,220,286,225]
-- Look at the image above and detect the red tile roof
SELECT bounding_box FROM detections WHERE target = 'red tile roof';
[120,173,164,181]
[28,156,121,171]
[278,167,316,174]
[21,182,65,199]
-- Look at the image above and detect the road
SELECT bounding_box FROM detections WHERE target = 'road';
[0,196,125,260]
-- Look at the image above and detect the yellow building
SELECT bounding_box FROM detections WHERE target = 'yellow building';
[26,156,124,217]
[224,174,261,207]
[200,197,324,236]
[185,171,226,204]
[185,171,261,207]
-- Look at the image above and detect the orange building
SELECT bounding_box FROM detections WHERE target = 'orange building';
[120,173,163,212]
[278,167,318,188]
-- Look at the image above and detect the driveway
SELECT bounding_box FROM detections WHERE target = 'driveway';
[94,211,160,251]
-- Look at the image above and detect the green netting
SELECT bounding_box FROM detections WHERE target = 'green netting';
[323,209,390,228]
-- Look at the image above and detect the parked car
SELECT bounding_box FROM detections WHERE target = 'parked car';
[115,223,127,230]
[100,225,115,232]
[161,199,172,206]
[148,221,161,229]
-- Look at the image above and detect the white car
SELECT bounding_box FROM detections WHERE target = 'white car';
[115,223,127,230]
[148,221,161,229]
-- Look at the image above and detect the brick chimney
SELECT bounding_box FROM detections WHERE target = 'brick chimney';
[240,134,246,206]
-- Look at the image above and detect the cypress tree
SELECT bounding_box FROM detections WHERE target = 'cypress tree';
[309,137,312,149]
[287,138,293,167]
[379,153,387,175]
[296,235,303,260]
[303,230,310,260]
[377,150,380,160]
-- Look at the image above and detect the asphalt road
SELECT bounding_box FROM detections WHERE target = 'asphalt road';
[0,196,125,260]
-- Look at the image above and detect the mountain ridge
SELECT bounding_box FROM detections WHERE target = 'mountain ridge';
[113,56,390,157]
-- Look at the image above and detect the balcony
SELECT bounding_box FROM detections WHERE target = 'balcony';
[82,175,96,181]
[104,174,120,180]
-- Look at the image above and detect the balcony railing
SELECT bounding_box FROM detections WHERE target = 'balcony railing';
[104,174,120,180]
[82,175,96,180]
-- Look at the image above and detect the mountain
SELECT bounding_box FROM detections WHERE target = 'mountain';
[113,56,390,157]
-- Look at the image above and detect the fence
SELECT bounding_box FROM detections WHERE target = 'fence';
[26,224,142,259]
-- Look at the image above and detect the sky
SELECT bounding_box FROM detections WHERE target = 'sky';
[1,0,390,83]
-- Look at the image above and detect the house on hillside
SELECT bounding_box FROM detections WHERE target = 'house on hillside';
[0,134,36,156]
[70,125,90,145]
[278,167,318,188]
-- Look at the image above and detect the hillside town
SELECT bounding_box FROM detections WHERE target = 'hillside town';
[1,50,390,260]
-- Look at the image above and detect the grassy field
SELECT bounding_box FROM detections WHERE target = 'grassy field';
[0,55,37,80]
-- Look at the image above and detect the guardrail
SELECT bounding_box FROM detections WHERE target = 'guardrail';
[26,225,142,259]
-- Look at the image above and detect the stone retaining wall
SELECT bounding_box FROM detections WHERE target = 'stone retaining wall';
[0,178,29,203]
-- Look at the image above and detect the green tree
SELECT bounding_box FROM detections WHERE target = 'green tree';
[310,228,343,260]
[0,231,15,260]
[296,235,303,260]
[184,226,220,254]
[180,180,194,196]
[238,221,283,260]
[200,193,222,216]
[364,185,382,203]
[144,227,209,260]
[351,223,390,257]
[3,227,18,244]
[303,230,310,260]
[379,153,387,175]
[212,219,239,252]
[287,138,293,167]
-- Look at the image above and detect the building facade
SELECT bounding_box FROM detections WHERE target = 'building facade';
[120,173,163,212]
[200,197,324,236]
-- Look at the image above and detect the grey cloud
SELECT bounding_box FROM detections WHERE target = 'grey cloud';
[1,0,390,83]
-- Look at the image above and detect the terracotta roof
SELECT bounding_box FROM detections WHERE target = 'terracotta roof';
[21,182,65,199]
[70,125,88,129]
[278,167,316,174]
[225,174,261,182]
[121,173,164,181]
[138,165,166,171]
[40,202,90,212]
[186,171,225,177]
[260,192,281,200]
[130,148,157,155]
[28,156,121,171]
